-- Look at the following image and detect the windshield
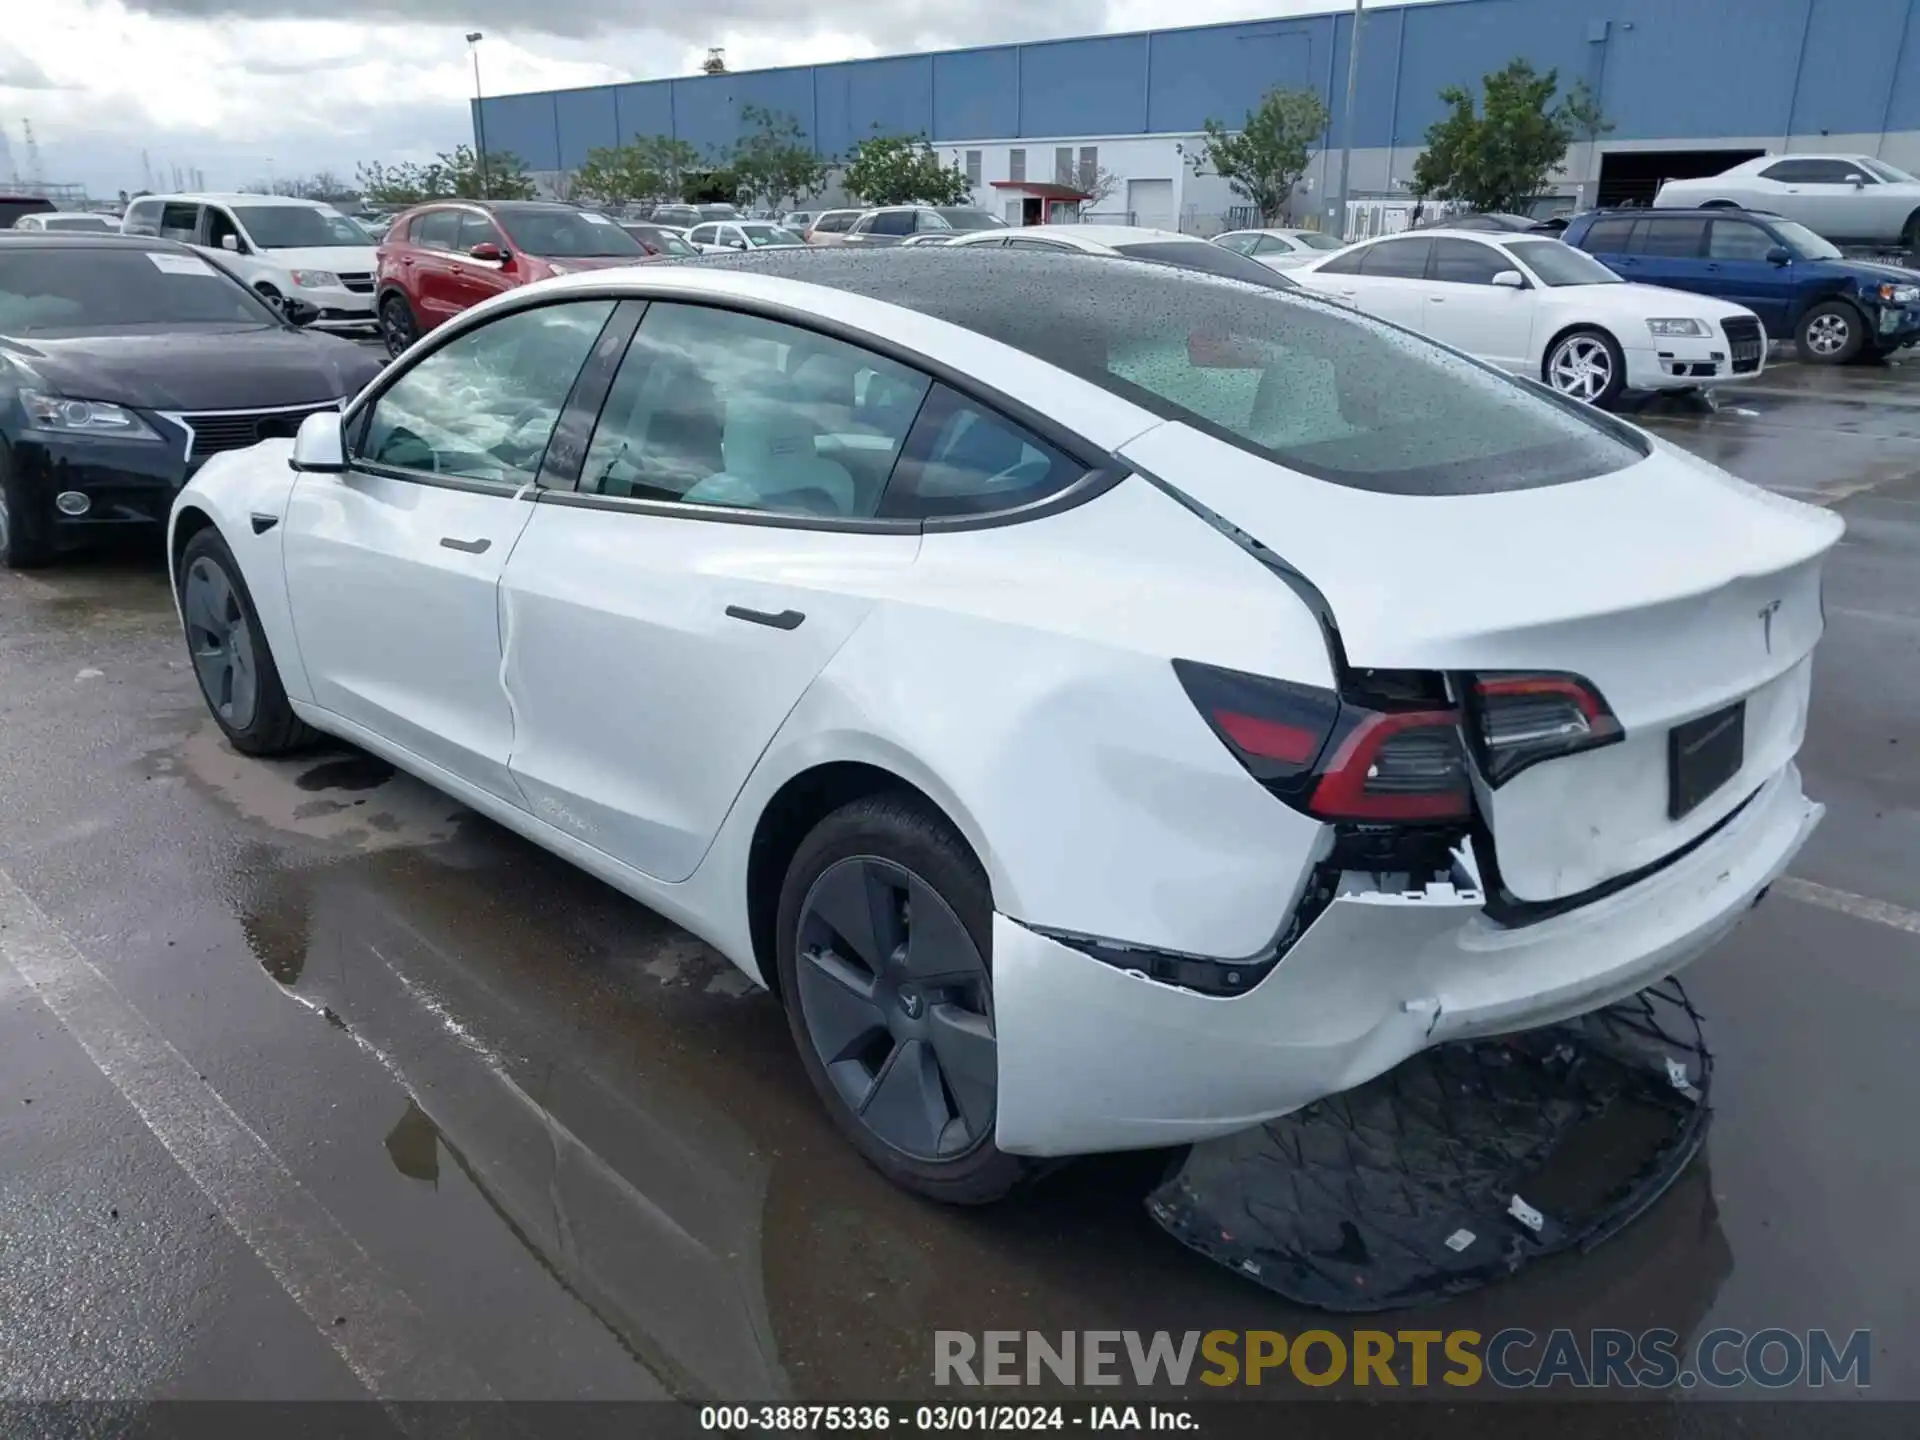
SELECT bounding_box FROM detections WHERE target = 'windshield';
[1771,219,1844,260]
[1291,231,1345,250]
[740,224,806,247]
[1860,158,1917,184]
[936,209,1006,231]
[1113,240,1298,290]
[0,246,274,331]
[495,208,645,258]
[861,252,1640,495]
[1505,240,1623,286]
[231,205,371,249]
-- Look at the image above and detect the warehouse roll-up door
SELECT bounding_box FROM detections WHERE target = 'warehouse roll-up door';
[1127,178,1173,231]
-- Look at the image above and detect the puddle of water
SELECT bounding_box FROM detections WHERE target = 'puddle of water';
[297,755,399,793]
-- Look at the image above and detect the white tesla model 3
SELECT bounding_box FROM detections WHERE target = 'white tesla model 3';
[169,249,1838,1203]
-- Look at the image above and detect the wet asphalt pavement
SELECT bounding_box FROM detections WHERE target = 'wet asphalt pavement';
[0,355,1916,1407]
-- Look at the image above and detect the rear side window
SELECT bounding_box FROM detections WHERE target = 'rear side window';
[1634,217,1706,257]
[159,203,201,242]
[870,211,915,237]
[1579,217,1635,252]
[124,199,163,234]
[1357,237,1433,277]
[413,210,458,250]
[880,385,1083,520]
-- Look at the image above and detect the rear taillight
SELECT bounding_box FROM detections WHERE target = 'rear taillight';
[1469,672,1622,785]
[1174,660,1471,822]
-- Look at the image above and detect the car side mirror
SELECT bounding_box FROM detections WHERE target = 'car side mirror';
[1845,174,1866,188]
[289,409,347,473]
[219,234,240,252]
[279,296,320,327]
[1492,269,1527,288]
[1766,246,1794,266]
[469,241,506,262]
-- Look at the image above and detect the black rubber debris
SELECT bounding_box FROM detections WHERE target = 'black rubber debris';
[1147,980,1712,1311]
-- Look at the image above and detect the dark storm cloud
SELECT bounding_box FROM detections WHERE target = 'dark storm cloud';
[119,0,1110,51]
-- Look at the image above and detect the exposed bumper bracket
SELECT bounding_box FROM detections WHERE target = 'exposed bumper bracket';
[1146,979,1712,1311]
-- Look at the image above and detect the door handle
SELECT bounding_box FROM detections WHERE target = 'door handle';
[1430,296,1446,303]
[725,605,805,631]
[439,536,491,554]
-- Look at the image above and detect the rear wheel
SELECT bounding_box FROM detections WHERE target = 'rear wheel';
[775,792,1031,1205]
[1544,327,1627,408]
[177,528,316,755]
[1795,301,1865,365]
[0,448,55,569]
[380,293,419,358]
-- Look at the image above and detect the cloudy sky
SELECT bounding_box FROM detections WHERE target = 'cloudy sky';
[3,0,1394,197]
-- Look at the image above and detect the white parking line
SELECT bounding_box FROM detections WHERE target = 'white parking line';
[1778,876,1920,937]
[0,866,497,1400]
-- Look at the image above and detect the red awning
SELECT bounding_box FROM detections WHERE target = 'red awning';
[988,180,1093,202]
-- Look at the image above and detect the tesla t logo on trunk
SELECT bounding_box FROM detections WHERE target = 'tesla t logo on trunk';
[1758,599,1783,654]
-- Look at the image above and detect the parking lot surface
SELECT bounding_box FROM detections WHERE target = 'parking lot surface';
[1,355,1916,1403]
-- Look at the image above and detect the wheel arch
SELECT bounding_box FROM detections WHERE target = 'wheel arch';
[1540,319,1620,381]
[169,501,217,587]
[743,758,988,1003]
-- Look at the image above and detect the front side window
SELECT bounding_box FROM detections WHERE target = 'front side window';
[870,211,916,237]
[913,211,952,234]
[688,225,716,246]
[1503,241,1622,286]
[230,206,371,248]
[579,303,932,519]
[494,207,644,258]
[1707,220,1779,261]
[1761,159,1861,185]
[1769,218,1843,260]
[457,212,503,253]
[1427,238,1508,284]
[1634,217,1707,257]
[356,301,615,486]
[125,200,163,233]
[159,203,201,242]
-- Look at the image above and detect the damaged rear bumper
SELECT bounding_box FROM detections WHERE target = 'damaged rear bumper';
[993,762,1820,1157]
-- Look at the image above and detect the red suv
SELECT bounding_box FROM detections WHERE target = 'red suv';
[375,200,656,356]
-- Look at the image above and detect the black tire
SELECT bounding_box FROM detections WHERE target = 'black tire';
[253,281,282,301]
[1543,326,1628,408]
[0,446,55,570]
[176,527,316,755]
[380,293,419,359]
[1794,300,1866,365]
[775,791,1032,1205]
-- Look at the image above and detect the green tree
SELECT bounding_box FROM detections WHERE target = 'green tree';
[1192,87,1330,224]
[1411,60,1610,214]
[686,165,741,204]
[572,143,664,207]
[732,105,831,212]
[842,132,970,207]
[353,145,536,205]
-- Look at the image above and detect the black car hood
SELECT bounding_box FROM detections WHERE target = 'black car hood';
[0,327,382,411]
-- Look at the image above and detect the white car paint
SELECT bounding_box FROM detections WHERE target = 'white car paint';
[122,192,378,332]
[1655,153,1920,248]
[170,259,1837,1166]
[1212,227,1347,270]
[1293,229,1766,401]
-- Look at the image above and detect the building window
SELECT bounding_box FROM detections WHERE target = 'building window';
[1009,148,1026,182]
[965,150,982,187]
[1055,147,1075,185]
[1078,146,1098,190]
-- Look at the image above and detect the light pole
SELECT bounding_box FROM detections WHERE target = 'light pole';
[466,31,490,199]
[1332,0,1364,241]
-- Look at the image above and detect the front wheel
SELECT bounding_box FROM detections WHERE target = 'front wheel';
[1795,301,1865,365]
[775,792,1032,1205]
[0,449,55,569]
[380,293,418,359]
[1544,327,1627,408]
[177,528,316,755]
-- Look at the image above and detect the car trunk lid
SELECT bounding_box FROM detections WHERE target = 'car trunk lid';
[1120,421,1843,904]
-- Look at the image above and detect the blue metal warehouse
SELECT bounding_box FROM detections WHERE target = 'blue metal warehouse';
[477,0,1920,231]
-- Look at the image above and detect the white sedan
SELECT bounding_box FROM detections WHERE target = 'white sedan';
[1212,227,1348,270]
[944,223,1300,289]
[1292,229,1767,406]
[168,249,1834,1203]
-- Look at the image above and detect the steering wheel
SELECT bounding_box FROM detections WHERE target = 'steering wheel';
[489,403,556,471]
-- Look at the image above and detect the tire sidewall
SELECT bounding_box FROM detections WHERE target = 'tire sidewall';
[774,794,1027,1204]
[0,449,55,569]
[381,294,417,358]
[1796,301,1865,365]
[176,528,302,754]
[1545,327,1627,409]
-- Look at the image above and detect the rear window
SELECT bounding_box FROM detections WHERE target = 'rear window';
[748,251,1638,496]
[1110,240,1298,290]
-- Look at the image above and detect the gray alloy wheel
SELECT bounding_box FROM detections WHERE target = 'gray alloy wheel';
[1547,332,1616,404]
[381,294,417,358]
[792,854,997,1162]
[1803,310,1852,358]
[182,554,260,731]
